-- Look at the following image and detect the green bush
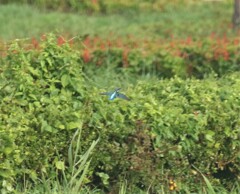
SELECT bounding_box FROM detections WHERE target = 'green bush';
[0,34,239,193]
[0,34,85,191]
[84,75,240,192]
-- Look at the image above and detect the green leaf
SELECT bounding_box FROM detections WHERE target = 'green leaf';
[55,161,65,170]
[3,147,13,155]
[46,57,52,67]
[96,172,110,186]
[0,169,13,178]
[29,170,38,181]
[2,180,14,192]
[205,130,215,142]
[61,74,70,88]
[41,120,52,132]
[66,121,81,130]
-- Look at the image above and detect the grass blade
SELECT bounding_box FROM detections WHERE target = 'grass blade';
[192,165,216,194]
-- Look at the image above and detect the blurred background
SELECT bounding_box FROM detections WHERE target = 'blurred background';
[0,0,238,41]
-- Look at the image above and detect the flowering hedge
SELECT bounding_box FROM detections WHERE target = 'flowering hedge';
[2,34,239,80]
[81,35,240,78]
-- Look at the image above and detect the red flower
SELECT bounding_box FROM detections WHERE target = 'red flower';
[57,36,66,46]
[185,36,192,45]
[107,40,112,48]
[93,36,100,45]
[83,36,91,47]
[82,49,91,63]
[122,49,129,67]
[222,50,229,61]
[31,37,39,49]
[233,38,239,46]
[100,43,105,50]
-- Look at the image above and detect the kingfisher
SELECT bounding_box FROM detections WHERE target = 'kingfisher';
[100,88,130,101]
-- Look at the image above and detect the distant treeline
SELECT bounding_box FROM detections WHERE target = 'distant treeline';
[0,0,228,13]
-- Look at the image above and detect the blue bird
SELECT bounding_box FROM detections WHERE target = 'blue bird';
[100,88,130,101]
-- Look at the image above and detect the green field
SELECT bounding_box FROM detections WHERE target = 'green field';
[0,1,240,194]
[0,2,235,40]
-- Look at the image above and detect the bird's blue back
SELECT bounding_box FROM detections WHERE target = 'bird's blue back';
[109,91,117,100]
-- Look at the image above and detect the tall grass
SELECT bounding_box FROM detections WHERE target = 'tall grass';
[17,126,100,194]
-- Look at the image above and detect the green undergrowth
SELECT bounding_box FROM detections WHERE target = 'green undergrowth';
[0,34,239,193]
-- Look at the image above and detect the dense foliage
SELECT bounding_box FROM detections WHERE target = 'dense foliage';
[0,35,239,193]
[0,35,85,192]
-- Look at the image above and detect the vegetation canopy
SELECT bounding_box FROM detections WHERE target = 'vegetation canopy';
[0,34,239,193]
[0,0,239,193]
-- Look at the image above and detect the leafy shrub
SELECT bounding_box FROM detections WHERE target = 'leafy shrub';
[0,34,85,191]
[0,34,239,193]
[85,74,240,192]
